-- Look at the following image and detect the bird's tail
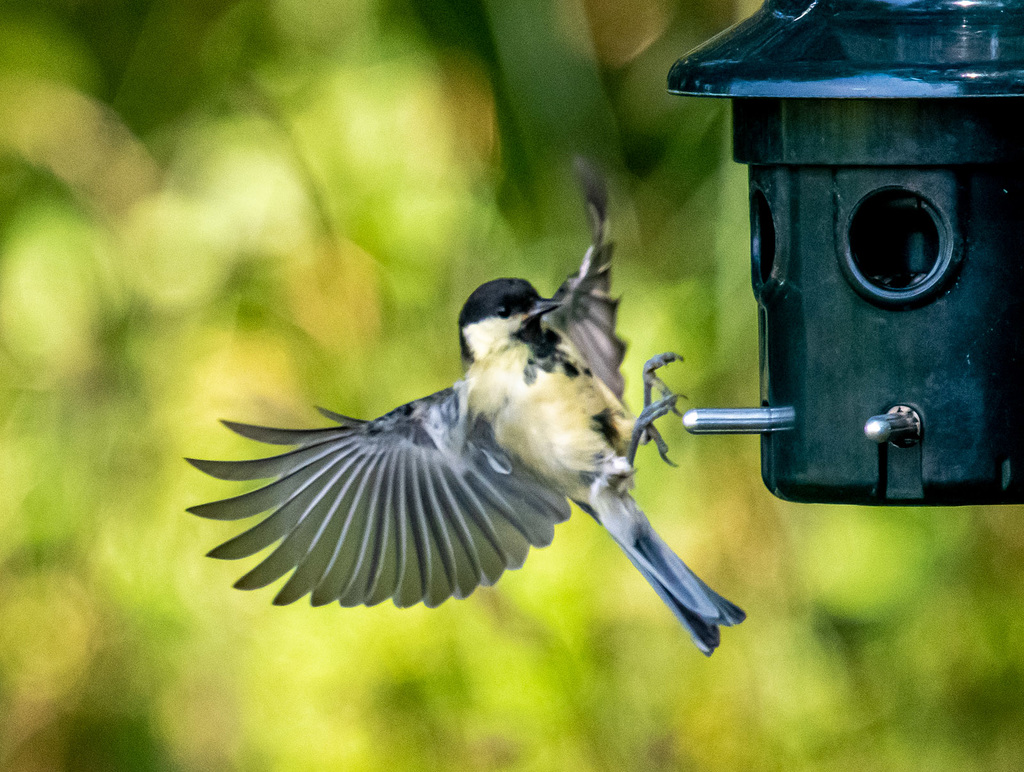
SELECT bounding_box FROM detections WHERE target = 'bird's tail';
[587,487,745,655]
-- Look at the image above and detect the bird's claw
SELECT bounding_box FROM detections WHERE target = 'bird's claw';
[628,352,684,467]
[640,425,677,467]
[643,352,683,411]
[627,393,679,467]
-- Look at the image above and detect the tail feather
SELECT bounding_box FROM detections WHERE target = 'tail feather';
[632,528,747,627]
[586,489,745,655]
[627,555,722,655]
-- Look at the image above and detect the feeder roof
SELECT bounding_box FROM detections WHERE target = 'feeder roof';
[668,0,1024,98]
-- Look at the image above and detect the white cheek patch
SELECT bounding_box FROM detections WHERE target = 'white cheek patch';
[463,317,519,360]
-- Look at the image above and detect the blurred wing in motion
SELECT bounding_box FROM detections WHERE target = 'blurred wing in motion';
[548,160,627,399]
[187,386,570,609]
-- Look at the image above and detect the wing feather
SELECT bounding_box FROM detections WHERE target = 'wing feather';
[425,464,484,597]
[187,444,357,522]
[270,449,386,606]
[328,450,388,608]
[438,465,507,585]
[188,385,571,608]
[186,437,354,481]
[417,456,467,600]
[233,453,372,590]
[310,449,391,607]
[333,449,395,606]
[394,454,426,608]
[547,162,627,399]
[208,452,358,563]
[463,471,531,570]
[409,453,452,608]
[364,449,402,606]
[221,419,348,446]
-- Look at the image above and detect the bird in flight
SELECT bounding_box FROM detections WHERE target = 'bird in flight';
[188,166,744,655]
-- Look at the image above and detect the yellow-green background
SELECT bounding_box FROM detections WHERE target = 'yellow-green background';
[2,0,1023,769]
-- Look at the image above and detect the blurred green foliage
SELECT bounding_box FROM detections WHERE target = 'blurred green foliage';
[1,0,1024,770]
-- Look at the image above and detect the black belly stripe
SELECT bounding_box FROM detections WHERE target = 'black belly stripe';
[591,408,619,445]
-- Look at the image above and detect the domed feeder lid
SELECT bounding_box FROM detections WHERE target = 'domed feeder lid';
[668,0,1024,98]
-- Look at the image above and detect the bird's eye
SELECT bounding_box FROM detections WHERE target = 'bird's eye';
[497,305,511,318]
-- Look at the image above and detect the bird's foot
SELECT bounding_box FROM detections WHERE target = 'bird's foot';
[630,353,683,466]
[643,352,683,410]
[627,394,679,467]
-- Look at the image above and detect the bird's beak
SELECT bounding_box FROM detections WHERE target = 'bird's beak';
[525,297,562,321]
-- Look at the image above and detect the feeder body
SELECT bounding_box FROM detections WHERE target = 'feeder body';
[746,99,1024,503]
[670,0,1024,504]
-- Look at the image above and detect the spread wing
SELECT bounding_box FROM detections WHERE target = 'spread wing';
[187,386,570,609]
[548,161,627,399]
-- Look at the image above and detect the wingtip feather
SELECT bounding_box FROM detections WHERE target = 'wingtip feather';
[206,542,237,559]
[573,157,608,238]
[188,501,228,520]
[232,574,262,590]
[316,406,365,427]
[220,419,257,437]
[186,456,263,481]
[220,417,355,446]
[272,588,302,606]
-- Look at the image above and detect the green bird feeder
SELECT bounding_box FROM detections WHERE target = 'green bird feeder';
[671,0,1024,504]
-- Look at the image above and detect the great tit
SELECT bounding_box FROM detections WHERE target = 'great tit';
[188,170,745,655]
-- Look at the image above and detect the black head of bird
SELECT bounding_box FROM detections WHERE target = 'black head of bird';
[458,278,561,366]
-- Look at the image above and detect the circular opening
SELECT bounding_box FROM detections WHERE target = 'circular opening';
[751,189,776,285]
[848,191,940,292]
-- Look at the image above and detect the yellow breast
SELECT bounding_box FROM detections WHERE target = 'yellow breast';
[465,341,631,497]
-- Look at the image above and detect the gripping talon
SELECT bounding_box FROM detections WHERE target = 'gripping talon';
[643,424,677,467]
[642,352,682,408]
[627,394,679,466]
[634,352,684,466]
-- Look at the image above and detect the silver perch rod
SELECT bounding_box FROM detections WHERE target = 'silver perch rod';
[682,407,796,435]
